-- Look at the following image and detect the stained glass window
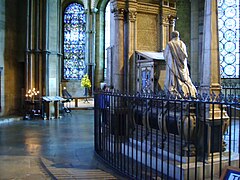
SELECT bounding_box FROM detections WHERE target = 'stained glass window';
[218,0,240,78]
[63,3,86,80]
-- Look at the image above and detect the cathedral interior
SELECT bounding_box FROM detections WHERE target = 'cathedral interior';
[0,0,239,179]
[0,0,239,116]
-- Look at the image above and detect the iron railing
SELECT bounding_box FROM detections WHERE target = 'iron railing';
[94,91,240,180]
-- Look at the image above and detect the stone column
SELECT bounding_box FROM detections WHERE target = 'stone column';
[127,8,137,93]
[85,6,91,75]
[25,0,31,92]
[84,4,92,97]
[200,0,229,156]
[112,8,125,91]
[94,8,104,89]
[42,0,49,96]
[200,0,221,95]
[25,0,47,95]
[160,16,169,51]
[90,8,98,94]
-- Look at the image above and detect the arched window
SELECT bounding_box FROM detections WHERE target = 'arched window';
[104,2,111,79]
[218,0,240,78]
[63,3,86,80]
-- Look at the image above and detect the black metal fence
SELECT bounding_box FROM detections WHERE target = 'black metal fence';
[94,91,240,180]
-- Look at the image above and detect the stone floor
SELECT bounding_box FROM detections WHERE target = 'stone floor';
[0,110,124,179]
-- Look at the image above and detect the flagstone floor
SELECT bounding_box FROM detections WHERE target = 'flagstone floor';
[0,110,124,179]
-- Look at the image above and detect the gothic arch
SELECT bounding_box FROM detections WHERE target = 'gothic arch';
[62,0,86,10]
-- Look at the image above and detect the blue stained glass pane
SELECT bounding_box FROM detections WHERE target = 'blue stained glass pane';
[225,42,235,52]
[224,30,235,41]
[224,18,236,29]
[225,7,236,17]
[224,65,235,76]
[218,0,239,78]
[225,53,235,64]
[225,0,235,6]
[63,3,86,80]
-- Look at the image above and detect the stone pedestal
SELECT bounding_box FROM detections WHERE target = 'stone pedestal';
[117,140,239,179]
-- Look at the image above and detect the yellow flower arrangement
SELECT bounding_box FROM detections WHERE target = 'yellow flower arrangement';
[81,74,91,88]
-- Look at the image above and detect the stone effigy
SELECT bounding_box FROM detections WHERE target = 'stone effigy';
[164,31,197,98]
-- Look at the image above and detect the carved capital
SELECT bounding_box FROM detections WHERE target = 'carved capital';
[128,10,137,22]
[162,16,169,24]
[91,8,98,13]
[112,8,125,20]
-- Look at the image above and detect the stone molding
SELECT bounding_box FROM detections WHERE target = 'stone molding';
[112,8,125,20]
[137,2,159,14]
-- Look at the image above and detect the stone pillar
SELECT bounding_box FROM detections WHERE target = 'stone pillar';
[200,0,221,95]
[90,8,98,94]
[85,3,96,96]
[42,0,49,96]
[112,8,125,91]
[25,0,47,95]
[127,8,137,93]
[85,7,91,74]
[200,0,229,156]
[160,16,169,51]
[25,0,31,92]
[94,8,104,89]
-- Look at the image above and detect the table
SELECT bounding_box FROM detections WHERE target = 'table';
[42,96,66,120]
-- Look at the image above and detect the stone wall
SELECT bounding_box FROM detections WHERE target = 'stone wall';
[137,12,158,51]
[1,0,26,115]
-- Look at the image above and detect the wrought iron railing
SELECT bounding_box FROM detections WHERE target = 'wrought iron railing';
[94,91,240,180]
